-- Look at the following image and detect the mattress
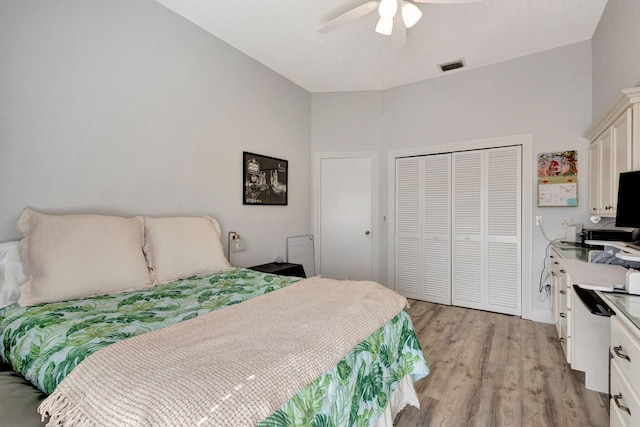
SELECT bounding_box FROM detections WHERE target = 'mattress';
[0,268,429,426]
[0,362,45,427]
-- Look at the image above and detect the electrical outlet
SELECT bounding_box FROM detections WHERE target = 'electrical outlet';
[535,216,543,226]
[560,217,573,226]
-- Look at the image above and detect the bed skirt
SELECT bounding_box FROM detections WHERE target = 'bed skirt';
[374,374,421,427]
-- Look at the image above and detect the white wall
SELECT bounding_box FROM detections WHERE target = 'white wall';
[592,0,640,120]
[0,0,311,267]
[312,42,593,320]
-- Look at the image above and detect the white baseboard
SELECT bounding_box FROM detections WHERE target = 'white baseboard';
[531,308,554,324]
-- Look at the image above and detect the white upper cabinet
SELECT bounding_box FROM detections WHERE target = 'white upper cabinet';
[585,88,640,217]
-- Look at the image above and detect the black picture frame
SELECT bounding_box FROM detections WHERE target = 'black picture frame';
[243,152,288,205]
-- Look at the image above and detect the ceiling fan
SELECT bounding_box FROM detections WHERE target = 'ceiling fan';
[318,0,482,48]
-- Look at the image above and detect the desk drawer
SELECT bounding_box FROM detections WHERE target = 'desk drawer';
[559,285,568,314]
[611,315,640,396]
[559,310,567,338]
[611,401,627,427]
[559,283,568,318]
[565,279,572,310]
[611,359,640,426]
[560,325,570,364]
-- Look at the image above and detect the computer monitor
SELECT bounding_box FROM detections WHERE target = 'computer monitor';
[615,170,640,228]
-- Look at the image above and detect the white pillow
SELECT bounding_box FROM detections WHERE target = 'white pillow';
[0,241,26,309]
[17,209,154,307]
[143,216,231,284]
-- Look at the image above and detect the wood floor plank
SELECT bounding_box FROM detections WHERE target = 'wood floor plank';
[395,301,609,427]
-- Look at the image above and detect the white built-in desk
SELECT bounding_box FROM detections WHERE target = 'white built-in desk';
[556,257,627,393]
[559,258,627,291]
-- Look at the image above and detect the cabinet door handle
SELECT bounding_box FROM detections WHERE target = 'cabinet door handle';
[560,290,566,295]
[559,312,566,318]
[559,337,566,343]
[613,393,631,415]
[613,345,631,362]
[559,269,566,274]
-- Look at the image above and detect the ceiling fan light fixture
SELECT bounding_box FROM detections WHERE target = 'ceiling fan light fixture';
[375,16,394,35]
[378,0,398,18]
[401,2,422,28]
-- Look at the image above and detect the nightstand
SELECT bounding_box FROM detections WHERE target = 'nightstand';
[248,262,306,278]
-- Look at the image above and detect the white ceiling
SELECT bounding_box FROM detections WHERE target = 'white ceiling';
[154,0,608,93]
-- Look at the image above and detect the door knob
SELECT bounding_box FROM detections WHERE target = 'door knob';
[365,230,371,235]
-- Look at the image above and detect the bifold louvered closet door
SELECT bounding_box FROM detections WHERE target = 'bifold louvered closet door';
[395,146,521,316]
[395,154,451,304]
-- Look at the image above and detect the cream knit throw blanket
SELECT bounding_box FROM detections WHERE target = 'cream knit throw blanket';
[39,277,407,426]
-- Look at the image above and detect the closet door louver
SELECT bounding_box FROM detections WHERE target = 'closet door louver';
[422,154,451,304]
[452,151,484,309]
[395,157,422,299]
[486,147,521,315]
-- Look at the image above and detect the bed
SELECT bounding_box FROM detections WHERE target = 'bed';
[0,209,429,426]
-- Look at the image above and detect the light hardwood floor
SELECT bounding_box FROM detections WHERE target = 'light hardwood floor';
[395,301,610,427]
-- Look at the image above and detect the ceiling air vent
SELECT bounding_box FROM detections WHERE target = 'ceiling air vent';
[439,59,465,72]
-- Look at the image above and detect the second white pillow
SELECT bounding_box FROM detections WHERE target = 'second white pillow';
[143,216,231,284]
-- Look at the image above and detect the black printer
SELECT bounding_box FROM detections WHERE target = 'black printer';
[581,228,640,245]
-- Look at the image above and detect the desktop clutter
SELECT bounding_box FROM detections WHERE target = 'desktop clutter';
[561,222,639,294]
[593,170,640,295]
[546,171,640,296]
[562,173,640,295]
[582,230,640,295]
[628,270,640,295]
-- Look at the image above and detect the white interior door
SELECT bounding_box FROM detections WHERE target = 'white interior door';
[319,156,374,280]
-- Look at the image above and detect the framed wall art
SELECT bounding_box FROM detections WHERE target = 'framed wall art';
[243,152,288,205]
[537,150,578,207]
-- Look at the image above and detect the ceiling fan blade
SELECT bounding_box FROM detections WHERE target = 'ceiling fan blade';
[392,11,407,49]
[318,1,380,34]
[414,0,482,3]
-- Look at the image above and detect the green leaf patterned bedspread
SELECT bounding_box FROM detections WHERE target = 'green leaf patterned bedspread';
[0,268,429,426]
